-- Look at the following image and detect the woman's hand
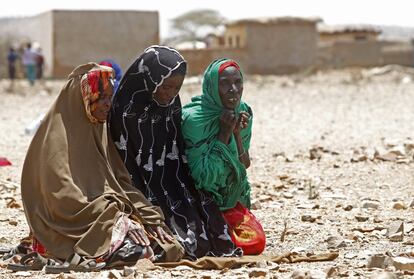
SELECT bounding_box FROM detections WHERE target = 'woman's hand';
[145,225,174,244]
[218,109,237,144]
[128,221,150,246]
[233,111,250,135]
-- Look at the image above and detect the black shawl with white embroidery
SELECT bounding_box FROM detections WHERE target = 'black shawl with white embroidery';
[109,46,241,259]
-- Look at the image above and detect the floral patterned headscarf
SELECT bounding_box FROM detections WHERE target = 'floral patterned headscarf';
[80,68,114,123]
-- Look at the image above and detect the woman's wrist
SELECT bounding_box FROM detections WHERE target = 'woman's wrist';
[238,150,246,158]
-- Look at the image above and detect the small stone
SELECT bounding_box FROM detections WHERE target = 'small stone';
[199,271,215,279]
[374,217,384,223]
[291,247,307,254]
[256,260,268,268]
[404,223,413,234]
[326,236,347,249]
[134,258,156,271]
[344,252,357,259]
[343,204,353,211]
[274,180,285,189]
[388,222,404,236]
[355,215,369,222]
[290,269,326,279]
[348,231,365,241]
[123,266,135,277]
[249,268,269,277]
[389,146,406,156]
[174,265,193,271]
[56,274,77,279]
[367,254,390,268]
[362,201,380,210]
[377,152,398,162]
[14,271,32,277]
[351,154,367,162]
[391,256,414,271]
[370,272,397,279]
[325,266,337,277]
[108,270,123,279]
[409,199,414,208]
[8,220,18,226]
[392,201,407,210]
[309,146,323,160]
[389,233,404,242]
[251,200,262,210]
[283,192,294,199]
[258,194,274,202]
[301,215,317,223]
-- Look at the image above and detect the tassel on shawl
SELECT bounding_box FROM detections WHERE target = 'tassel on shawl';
[143,149,153,171]
[167,140,179,160]
[135,150,142,166]
[182,155,188,163]
[156,145,166,166]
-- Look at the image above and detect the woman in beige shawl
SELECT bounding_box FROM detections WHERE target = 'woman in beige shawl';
[15,63,183,272]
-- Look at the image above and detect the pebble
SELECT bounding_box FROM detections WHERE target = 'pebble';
[362,201,380,210]
[370,272,397,279]
[249,268,269,277]
[391,256,414,271]
[355,215,369,222]
[392,201,407,210]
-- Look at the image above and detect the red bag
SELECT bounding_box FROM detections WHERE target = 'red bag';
[222,202,266,255]
[0,157,12,167]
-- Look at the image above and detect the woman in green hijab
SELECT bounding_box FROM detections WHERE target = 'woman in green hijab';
[182,58,252,211]
[182,59,265,255]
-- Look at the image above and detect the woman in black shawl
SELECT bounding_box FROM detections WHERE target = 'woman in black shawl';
[109,46,241,259]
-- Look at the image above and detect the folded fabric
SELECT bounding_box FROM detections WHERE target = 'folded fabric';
[156,251,339,269]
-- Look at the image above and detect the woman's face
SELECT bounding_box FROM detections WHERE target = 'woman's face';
[218,66,243,109]
[91,84,113,122]
[153,74,185,105]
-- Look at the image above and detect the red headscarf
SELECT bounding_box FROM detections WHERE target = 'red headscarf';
[218,60,240,74]
[80,68,114,123]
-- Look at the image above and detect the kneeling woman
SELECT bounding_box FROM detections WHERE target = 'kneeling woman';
[182,59,266,255]
[18,63,182,272]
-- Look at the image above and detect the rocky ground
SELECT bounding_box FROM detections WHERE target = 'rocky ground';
[0,66,413,278]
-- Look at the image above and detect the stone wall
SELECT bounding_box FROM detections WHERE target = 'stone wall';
[317,40,414,69]
[244,22,318,74]
[178,48,247,76]
[52,10,159,77]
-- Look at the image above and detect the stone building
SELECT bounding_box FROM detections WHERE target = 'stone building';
[180,17,320,75]
[316,24,413,68]
[318,24,381,44]
[0,10,159,77]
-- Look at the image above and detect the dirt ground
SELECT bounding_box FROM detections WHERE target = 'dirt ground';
[0,66,413,278]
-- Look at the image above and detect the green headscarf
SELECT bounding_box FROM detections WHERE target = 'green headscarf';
[182,58,252,211]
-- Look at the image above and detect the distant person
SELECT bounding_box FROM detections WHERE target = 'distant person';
[7,47,19,86]
[35,48,44,80]
[22,43,37,85]
[181,58,266,255]
[99,59,122,93]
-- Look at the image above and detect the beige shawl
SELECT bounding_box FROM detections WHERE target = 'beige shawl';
[21,63,173,260]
